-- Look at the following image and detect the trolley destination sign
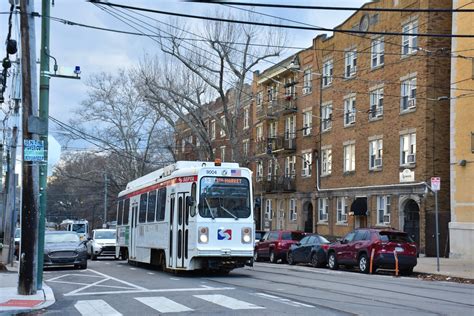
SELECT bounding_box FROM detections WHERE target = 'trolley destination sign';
[23,139,45,162]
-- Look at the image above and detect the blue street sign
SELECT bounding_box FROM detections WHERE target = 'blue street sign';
[24,139,45,161]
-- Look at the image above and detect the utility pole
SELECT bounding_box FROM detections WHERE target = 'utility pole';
[104,173,108,227]
[37,0,51,289]
[18,0,40,295]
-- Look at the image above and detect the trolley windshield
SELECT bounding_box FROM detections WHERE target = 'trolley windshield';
[199,177,251,219]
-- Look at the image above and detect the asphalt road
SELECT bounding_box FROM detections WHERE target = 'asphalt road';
[29,258,474,316]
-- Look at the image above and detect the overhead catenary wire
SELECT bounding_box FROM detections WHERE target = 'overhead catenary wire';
[188,1,474,13]
[89,1,474,38]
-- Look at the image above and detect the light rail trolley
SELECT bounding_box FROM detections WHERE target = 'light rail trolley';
[115,160,254,273]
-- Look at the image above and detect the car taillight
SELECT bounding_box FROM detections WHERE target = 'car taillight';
[321,244,329,250]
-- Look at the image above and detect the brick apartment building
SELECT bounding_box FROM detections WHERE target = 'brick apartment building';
[251,0,452,256]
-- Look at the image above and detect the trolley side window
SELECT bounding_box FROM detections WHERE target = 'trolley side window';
[148,190,157,222]
[117,200,123,225]
[139,193,148,223]
[156,188,166,221]
[123,198,130,225]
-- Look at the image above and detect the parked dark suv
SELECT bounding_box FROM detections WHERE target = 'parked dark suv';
[254,230,306,263]
[327,228,417,275]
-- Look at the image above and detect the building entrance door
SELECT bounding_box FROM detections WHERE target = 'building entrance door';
[403,199,420,246]
[304,202,313,233]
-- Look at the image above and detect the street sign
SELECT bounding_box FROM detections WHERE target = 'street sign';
[24,139,45,161]
[431,177,441,191]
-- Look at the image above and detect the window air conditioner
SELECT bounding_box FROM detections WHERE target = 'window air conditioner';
[407,153,416,163]
[383,214,390,224]
[408,99,416,109]
[320,213,328,221]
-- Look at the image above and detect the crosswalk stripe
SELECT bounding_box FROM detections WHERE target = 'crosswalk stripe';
[74,300,122,316]
[255,293,314,308]
[194,294,264,310]
[135,296,193,313]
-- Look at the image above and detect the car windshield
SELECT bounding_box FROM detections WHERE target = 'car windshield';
[95,231,116,239]
[281,232,305,241]
[14,229,20,238]
[199,176,251,219]
[72,224,86,233]
[45,233,80,244]
[379,232,413,243]
[319,236,330,244]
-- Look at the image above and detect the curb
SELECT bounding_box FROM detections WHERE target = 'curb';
[0,283,55,314]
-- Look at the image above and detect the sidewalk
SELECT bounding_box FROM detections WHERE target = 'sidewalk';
[414,256,474,279]
[0,261,55,314]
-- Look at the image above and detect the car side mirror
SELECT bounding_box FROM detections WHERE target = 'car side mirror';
[186,196,196,217]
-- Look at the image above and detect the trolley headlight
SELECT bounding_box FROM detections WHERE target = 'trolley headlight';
[198,227,209,244]
[241,227,252,244]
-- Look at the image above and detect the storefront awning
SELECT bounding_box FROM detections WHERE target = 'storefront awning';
[351,197,367,216]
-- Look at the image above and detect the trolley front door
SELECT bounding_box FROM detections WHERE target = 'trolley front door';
[130,204,139,260]
[169,193,176,268]
[176,192,190,268]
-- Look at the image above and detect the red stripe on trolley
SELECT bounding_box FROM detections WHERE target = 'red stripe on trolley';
[126,175,197,198]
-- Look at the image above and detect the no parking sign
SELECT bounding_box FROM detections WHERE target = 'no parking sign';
[431,177,441,191]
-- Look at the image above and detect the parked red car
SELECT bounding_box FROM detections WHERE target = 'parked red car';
[327,228,417,275]
[254,230,306,263]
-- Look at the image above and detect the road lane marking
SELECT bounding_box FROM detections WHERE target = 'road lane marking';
[74,299,122,316]
[194,294,264,310]
[47,280,135,290]
[135,297,193,313]
[147,272,154,275]
[170,278,180,281]
[65,286,235,297]
[255,293,314,308]
[88,269,147,290]
[130,268,136,270]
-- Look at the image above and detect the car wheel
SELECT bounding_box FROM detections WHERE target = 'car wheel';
[358,254,369,274]
[311,253,322,268]
[400,267,414,276]
[287,252,295,265]
[269,250,276,263]
[328,252,338,270]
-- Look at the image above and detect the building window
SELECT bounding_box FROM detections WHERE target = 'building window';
[301,152,312,177]
[265,199,272,220]
[318,198,329,222]
[377,195,391,225]
[323,59,333,87]
[369,87,384,119]
[285,115,296,140]
[268,85,277,103]
[402,20,418,56]
[243,139,249,156]
[243,107,249,129]
[371,37,385,68]
[400,133,416,165]
[369,139,383,170]
[344,96,356,126]
[322,103,333,132]
[256,91,263,108]
[267,159,273,181]
[343,143,356,172]
[344,49,357,78]
[337,197,348,223]
[285,76,296,97]
[268,121,278,139]
[256,161,263,181]
[401,77,417,111]
[302,110,312,136]
[220,146,226,162]
[285,155,296,178]
[181,139,186,153]
[211,120,216,140]
[289,199,297,221]
[303,69,312,94]
[220,116,226,137]
[321,148,332,176]
[256,124,263,141]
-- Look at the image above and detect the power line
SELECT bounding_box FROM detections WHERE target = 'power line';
[188,1,474,13]
[89,1,474,38]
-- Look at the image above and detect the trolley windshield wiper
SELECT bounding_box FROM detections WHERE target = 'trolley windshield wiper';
[220,206,238,220]
[204,197,215,219]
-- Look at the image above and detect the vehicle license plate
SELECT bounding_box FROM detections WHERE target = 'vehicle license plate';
[395,247,404,252]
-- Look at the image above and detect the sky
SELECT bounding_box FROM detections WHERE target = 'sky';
[0,0,367,166]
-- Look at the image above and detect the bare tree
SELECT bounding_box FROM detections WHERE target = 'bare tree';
[136,10,286,163]
[66,69,174,183]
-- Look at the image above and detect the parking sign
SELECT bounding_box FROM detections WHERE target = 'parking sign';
[431,177,441,191]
